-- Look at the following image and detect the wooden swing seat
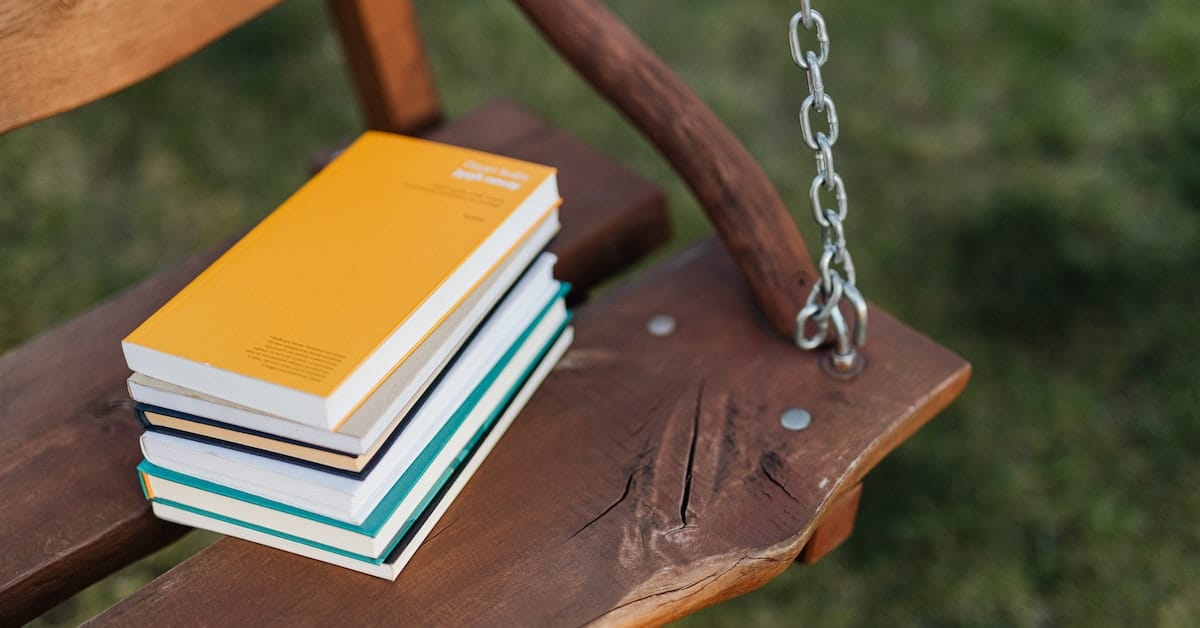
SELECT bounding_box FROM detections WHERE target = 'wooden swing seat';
[0,0,969,625]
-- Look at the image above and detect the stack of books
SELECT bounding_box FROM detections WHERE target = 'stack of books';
[121,133,570,579]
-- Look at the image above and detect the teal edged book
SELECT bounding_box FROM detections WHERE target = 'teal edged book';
[140,282,569,523]
[140,317,573,580]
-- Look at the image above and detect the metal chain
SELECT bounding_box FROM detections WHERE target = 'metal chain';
[789,2,868,375]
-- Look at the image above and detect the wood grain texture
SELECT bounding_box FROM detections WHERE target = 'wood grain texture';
[90,239,969,628]
[0,101,667,626]
[800,482,863,564]
[0,241,226,626]
[514,0,817,339]
[327,0,441,134]
[0,0,281,134]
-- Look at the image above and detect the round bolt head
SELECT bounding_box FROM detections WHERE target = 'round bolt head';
[646,314,676,337]
[780,407,812,431]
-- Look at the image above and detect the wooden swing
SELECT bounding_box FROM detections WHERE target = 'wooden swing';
[0,0,969,624]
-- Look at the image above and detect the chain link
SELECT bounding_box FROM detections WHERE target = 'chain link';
[789,3,868,372]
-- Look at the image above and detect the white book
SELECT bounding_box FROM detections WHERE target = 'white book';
[148,327,572,580]
[129,229,559,457]
[142,300,569,524]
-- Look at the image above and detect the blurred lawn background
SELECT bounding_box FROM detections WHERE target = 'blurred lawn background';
[8,0,1199,625]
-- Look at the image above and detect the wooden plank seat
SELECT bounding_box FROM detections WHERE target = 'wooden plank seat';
[90,239,968,626]
[0,101,668,626]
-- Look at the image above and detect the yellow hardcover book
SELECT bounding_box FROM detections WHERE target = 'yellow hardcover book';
[122,131,560,429]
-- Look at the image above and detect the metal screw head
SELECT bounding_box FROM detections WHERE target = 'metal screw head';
[780,407,812,431]
[646,314,676,337]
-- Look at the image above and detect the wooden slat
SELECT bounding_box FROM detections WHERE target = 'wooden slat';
[327,0,442,134]
[515,0,817,339]
[91,239,969,627]
[800,482,863,564]
[0,0,282,134]
[0,242,222,625]
[0,101,667,626]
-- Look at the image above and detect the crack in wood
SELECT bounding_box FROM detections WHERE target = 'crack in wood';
[677,380,704,529]
[759,454,800,504]
[568,471,635,540]
[425,517,460,545]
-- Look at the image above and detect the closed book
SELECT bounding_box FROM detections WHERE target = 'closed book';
[138,321,573,560]
[142,295,571,524]
[123,132,560,429]
[146,326,573,580]
[136,273,568,479]
[129,249,561,463]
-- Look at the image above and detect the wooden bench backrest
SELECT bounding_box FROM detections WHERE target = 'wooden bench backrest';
[0,0,440,135]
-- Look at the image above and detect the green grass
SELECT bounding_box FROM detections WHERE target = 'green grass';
[8,0,1200,625]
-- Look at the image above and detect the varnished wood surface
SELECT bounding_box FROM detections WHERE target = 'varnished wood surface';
[0,0,282,134]
[328,0,441,134]
[0,242,218,625]
[800,482,863,564]
[0,102,668,626]
[91,239,969,627]
[515,0,817,339]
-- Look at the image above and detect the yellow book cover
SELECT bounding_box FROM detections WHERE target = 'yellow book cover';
[122,131,560,429]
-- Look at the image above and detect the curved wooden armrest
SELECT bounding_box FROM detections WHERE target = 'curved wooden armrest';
[514,0,816,339]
